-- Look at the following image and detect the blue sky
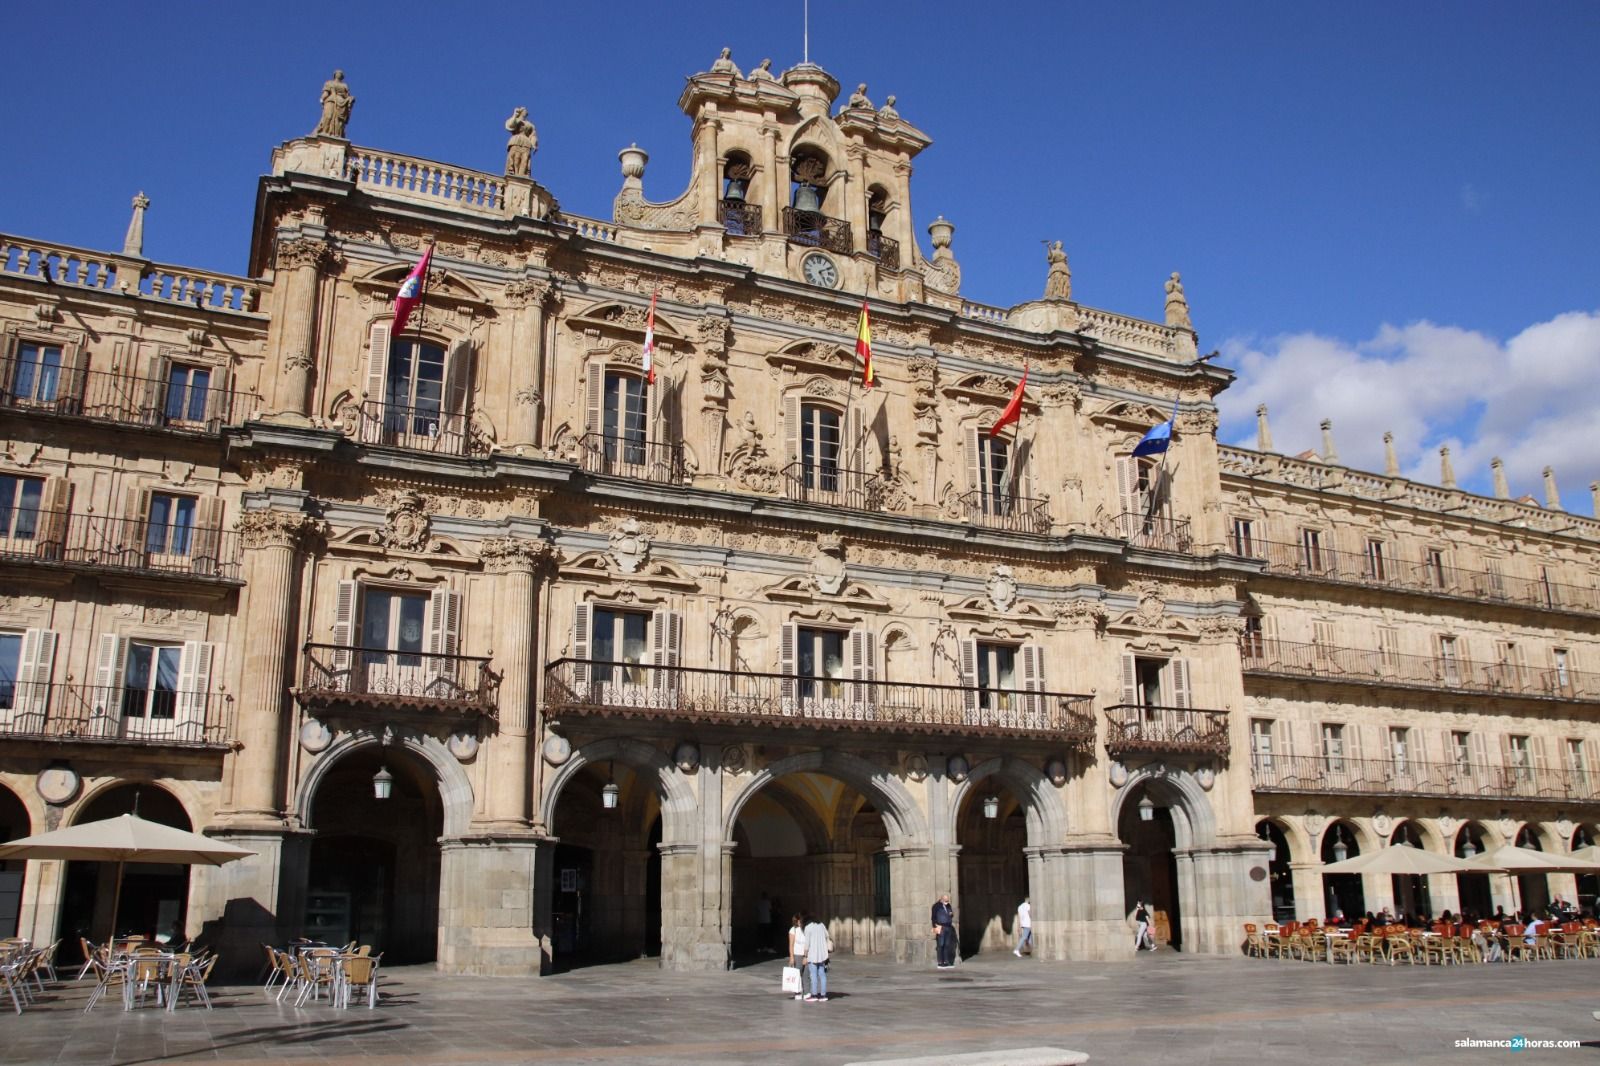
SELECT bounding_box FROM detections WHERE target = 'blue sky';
[4,2,1597,506]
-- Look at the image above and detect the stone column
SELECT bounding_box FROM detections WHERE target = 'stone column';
[1029,842,1131,961]
[696,115,721,227]
[267,238,331,423]
[1289,861,1323,921]
[504,280,553,451]
[695,314,730,481]
[1363,871,1396,917]
[885,844,935,964]
[477,537,550,829]
[843,144,868,253]
[437,834,554,975]
[1173,843,1274,955]
[761,124,782,233]
[188,829,312,979]
[1427,873,1462,918]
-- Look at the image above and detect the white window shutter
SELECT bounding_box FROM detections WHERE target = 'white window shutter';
[141,352,168,416]
[426,588,462,684]
[585,359,607,439]
[330,579,358,678]
[959,638,979,716]
[849,627,877,715]
[783,393,801,469]
[17,628,57,722]
[1169,658,1192,709]
[779,622,797,711]
[442,337,474,432]
[965,426,982,494]
[175,641,215,742]
[365,320,392,401]
[1020,643,1045,719]
[1277,719,1296,761]
[571,602,592,693]
[93,633,128,734]
[1470,731,1488,769]
[1121,652,1138,707]
[193,496,224,575]
[38,476,73,554]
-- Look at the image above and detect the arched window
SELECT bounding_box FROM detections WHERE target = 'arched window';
[723,152,752,202]
[385,337,446,434]
[582,356,670,481]
[781,396,866,505]
[865,186,897,268]
[720,153,760,236]
[789,150,828,211]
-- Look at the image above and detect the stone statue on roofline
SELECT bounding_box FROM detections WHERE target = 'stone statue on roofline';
[879,95,900,121]
[314,70,354,139]
[1165,271,1192,329]
[504,107,537,178]
[710,47,741,77]
[847,83,874,110]
[750,58,776,81]
[1043,240,1071,301]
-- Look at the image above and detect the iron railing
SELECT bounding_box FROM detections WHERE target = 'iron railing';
[1251,753,1600,804]
[0,509,241,581]
[959,490,1052,535]
[356,400,471,456]
[780,461,883,511]
[579,432,686,484]
[300,644,499,715]
[543,659,1097,743]
[1239,536,1600,616]
[718,198,763,236]
[1113,511,1194,552]
[866,232,900,270]
[1104,704,1230,757]
[1241,638,1600,703]
[782,207,853,254]
[0,682,233,749]
[0,356,255,433]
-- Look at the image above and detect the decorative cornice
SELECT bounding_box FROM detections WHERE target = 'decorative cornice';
[276,237,333,272]
[237,510,326,551]
[479,535,556,573]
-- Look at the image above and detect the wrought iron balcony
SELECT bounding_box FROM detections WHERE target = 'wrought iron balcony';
[0,356,255,434]
[866,231,900,270]
[1241,638,1600,703]
[1237,536,1600,616]
[1111,511,1194,553]
[0,682,234,750]
[1251,753,1600,804]
[781,207,852,255]
[781,461,883,511]
[959,490,1052,535]
[1104,704,1230,758]
[543,659,1097,745]
[718,198,763,236]
[355,400,473,456]
[299,644,499,717]
[579,432,686,484]
[0,510,241,582]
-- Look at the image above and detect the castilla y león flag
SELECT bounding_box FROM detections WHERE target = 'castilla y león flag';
[642,290,658,385]
[989,365,1028,437]
[392,245,433,334]
[856,301,874,388]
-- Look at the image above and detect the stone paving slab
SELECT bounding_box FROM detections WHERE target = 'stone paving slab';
[4,952,1600,1065]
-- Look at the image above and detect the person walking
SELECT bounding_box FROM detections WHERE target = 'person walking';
[932,894,957,969]
[786,913,807,1001]
[1014,897,1033,957]
[1134,900,1154,951]
[801,913,831,1001]
[757,892,774,954]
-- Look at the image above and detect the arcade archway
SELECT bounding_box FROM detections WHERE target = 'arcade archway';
[956,780,1027,957]
[0,784,31,937]
[1453,822,1495,919]
[1319,819,1365,921]
[60,783,191,943]
[1119,783,1182,949]
[1256,819,1295,923]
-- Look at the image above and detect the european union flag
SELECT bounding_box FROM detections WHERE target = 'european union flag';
[1132,399,1180,457]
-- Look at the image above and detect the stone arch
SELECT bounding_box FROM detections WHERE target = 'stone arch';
[1389,818,1445,853]
[756,780,832,854]
[1258,815,1313,865]
[295,729,475,838]
[1571,822,1600,850]
[541,736,698,846]
[949,757,1066,845]
[0,781,32,839]
[725,749,927,849]
[1315,817,1377,858]
[69,775,203,832]
[1108,769,1217,850]
[1453,819,1504,853]
[1514,820,1560,852]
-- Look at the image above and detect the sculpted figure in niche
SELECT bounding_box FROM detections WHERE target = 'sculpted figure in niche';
[1043,240,1071,301]
[504,107,538,178]
[314,70,354,138]
[726,411,779,492]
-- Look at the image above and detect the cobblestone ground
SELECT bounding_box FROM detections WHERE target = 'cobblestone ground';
[4,951,1599,1065]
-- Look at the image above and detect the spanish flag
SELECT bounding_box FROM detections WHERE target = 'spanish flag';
[856,300,874,388]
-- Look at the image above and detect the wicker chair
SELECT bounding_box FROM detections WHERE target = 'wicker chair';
[335,953,382,1009]
[1386,935,1417,965]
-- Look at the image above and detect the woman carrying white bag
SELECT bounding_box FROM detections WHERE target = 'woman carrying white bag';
[783,912,806,1000]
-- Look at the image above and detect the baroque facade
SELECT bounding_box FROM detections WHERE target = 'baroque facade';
[1,53,1597,975]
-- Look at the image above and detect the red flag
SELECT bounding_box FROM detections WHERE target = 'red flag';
[642,290,658,385]
[990,365,1028,437]
[856,301,874,388]
[392,245,433,335]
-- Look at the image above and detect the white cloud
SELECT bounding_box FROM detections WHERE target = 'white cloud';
[1217,310,1600,513]
[1460,183,1485,213]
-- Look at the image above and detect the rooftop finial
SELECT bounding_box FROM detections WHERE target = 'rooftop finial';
[1383,432,1399,476]
[1590,481,1599,518]
[1439,446,1456,489]
[1544,466,1563,511]
[1491,457,1510,499]
[123,192,150,258]
[1164,272,1192,330]
[1256,404,1274,453]
[1320,419,1339,465]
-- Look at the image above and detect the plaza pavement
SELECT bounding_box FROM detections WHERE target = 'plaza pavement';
[4,950,1600,1065]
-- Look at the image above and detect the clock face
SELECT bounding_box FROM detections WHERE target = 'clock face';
[801,253,839,288]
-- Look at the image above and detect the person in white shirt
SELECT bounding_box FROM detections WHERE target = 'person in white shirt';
[801,914,831,1001]
[786,913,807,1000]
[1014,898,1033,957]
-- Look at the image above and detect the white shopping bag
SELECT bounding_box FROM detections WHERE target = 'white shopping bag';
[781,965,802,994]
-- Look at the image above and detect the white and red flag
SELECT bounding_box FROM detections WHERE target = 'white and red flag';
[642,290,658,385]
[392,245,433,334]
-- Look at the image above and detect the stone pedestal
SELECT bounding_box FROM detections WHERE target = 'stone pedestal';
[188,829,312,979]
[1173,842,1273,955]
[438,834,552,975]
[1031,844,1134,960]
[658,841,732,970]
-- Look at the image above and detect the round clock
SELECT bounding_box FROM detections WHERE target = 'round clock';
[801,252,839,288]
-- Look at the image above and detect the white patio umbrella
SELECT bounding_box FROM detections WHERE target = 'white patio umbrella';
[0,813,254,938]
[1568,845,1600,865]
[1320,843,1481,876]
[1465,844,1600,875]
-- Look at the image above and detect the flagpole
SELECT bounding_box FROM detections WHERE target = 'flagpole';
[1144,395,1180,533]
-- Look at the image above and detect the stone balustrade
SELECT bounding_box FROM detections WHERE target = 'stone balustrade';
[1075,305,1183,358]
[556,213,621,243]
[0,233,260,315]
[345,146,506,214]
[960,300,1009,324]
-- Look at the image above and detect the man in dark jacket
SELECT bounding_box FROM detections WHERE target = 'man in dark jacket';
[932,894,956,968]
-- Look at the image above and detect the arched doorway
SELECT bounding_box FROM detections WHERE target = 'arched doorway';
[306,745,443,962]
[1256,819,1295,923]
[956,781,1027,957]
[729,772,892,965]
[0,784,31,936]
[1320,820,1364,921]
[60,784,191,943]
[1389,822,1433,918]
[1514,825,1551,916]
[1119,783,1181,949]
[1454,822,1494,919]
[1572,825,1599,913]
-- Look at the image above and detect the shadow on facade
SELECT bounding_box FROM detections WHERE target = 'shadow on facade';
[957,779,1026,958]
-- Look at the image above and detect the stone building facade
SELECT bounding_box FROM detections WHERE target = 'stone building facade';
[1,53,1596,975]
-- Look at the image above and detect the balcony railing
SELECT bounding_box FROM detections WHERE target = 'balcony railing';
[299,644,499,716]
[1112,511,1194,552]
[356,400,471,456]
[543,659,1097,744]
[718,198,763,236]
[1241,638,1600,703]
[579,432,686,484]
[0,682,233,749]
[1104,704,1230,757]
[781,461,883,511]
[0,510,242,581]
[0,357,255,433]
[866,231,900,270]
[960,490,1052,535]
[1238,536,1600,616]
[1251,753,1600,804]
[781,207,853,255]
